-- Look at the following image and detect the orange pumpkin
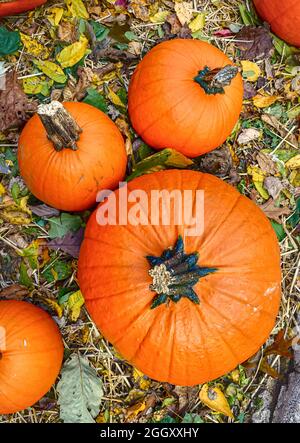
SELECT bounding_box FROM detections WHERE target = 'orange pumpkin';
[128,39,243,158]
[253,0,300,47]
[0,300,63,414]
[0,0,47,17]
[18,101,127,212]
[78,169,281,386]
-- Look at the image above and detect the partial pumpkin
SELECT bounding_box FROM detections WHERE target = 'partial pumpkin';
[78,169,281,386]
[0,0,47,17]
[128,39,243,158]
[18,101,127,211]
[253,0,300,47]
[0,300,63,414]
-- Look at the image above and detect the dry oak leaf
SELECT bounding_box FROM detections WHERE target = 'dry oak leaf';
[259,199,291,223]
[174,1,193,26]
[256,152,278,175]
[0,284,29,300]
[235,26,273,60]
[237,128,261,144]
[0,71,37,132]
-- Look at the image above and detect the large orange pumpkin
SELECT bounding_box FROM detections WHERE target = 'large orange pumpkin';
[18,101,127,212]
[0,0,47,17]
[128,39,243,158]
[253,0,300,47]
[0,300,63,414]
[78,169,281,386]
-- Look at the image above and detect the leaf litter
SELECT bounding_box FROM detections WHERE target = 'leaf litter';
[0,0,299,425]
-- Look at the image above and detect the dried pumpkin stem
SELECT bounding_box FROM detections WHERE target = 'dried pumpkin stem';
[147,236,217,309]
[194,65,238,95]
[37,101,82,151]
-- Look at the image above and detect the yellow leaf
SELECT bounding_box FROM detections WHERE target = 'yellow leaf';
[133,368,151,391]
[1,196,32,225]
[289,170,300,187]
[66,290,85,322]
[66,0,89,19]
[56,36,89,69]
[247,165,269,199]
[189,13,206,33]
[253,94,278,108]
[107,88,126,108]
[23,76,53,96]
[125,401,146,420]
[286,154,300,170]
[47,7,64,26]
[199,384,234,419]
[0,183,6,197]
[20,33,49,59]
[175,1,193,25]
[150,10,169,23]
[34,60,67,83]
[241,60,261,82]
[45,298,63,318]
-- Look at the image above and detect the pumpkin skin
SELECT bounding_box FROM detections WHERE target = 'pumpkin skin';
[128,39,243,158]
[0,0,47,17]
[18,102,127,212]
[0,300,63,414]
[78,169,281,386]
[253,0,300,47]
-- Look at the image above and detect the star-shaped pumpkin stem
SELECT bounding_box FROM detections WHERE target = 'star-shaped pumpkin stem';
[146,236,217,309]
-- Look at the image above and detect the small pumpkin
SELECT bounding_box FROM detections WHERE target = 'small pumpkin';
[78,169,281,386]
[253,0,300,47]
[128,39,243,158]
[18,101,127,211]
[0,300,63,414]
[0,0,47,17]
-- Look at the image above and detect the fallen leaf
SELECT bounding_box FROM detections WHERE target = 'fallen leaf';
[58,20,77,43]
[48,228,84,258]
[199,384,234,419]
[0,71,37,131]
[48,213,82,239]
[57,353,104,423]
[150,10,169,23]
[66,0,89,19]
[107,87,126,108]
[253,94,278,108]
[259,359,282,379]
[174,1,193,26]
[237,128,261,144]
[264,176,283,199]
[44,298,63,317]
[256,152,278,175]
[241,60,261,82]
[34,60,67,84]
[235,26,273,60]
[286,155,300,170]
[47,7,64,26]
[30,203,60,217]
[133,368,151,391]
[0,284,29,300]
[259,199,291,223]
[189,13,205,33]
[247,165,269,199]
[193,145,234,177]
[56,36,89,68]
[64,290,85,322]
[0,26,21,56]
[264,330,294,358]
[20,33,49,59]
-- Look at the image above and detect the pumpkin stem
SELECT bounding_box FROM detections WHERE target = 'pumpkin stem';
[194,65,238,95]
[37,101,82,151]
[147,236,217,309]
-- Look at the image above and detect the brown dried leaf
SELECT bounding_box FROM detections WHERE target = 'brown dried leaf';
[0,284,29,300]
[264,176,283,199]
[264,330,295,359]
[235,26,273,60]
[259,199,291,223]
[58,20,78,43]
[0,71,37,132]
[256,152,278,175]
[193,146,234,178]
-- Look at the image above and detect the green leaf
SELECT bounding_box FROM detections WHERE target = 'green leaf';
[90,21,109,41]
[57,353,104,423]
[19,261,34,288]
[127,149,193,181]
[182,413,204,423]
[159,416,177,423]
[33,60,67,84]
[48,213,82,239]
[42,259,72,283]
[11,182,20,203]
[272,35,298,58]
[287,198,300,229]
[271,220,286,242]
[124,31,139,41]
[83,88,108,113]
[0,26,21,56]
[238,3,257,26]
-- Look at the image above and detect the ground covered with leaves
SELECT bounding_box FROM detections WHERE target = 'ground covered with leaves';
[0,0,299,424]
